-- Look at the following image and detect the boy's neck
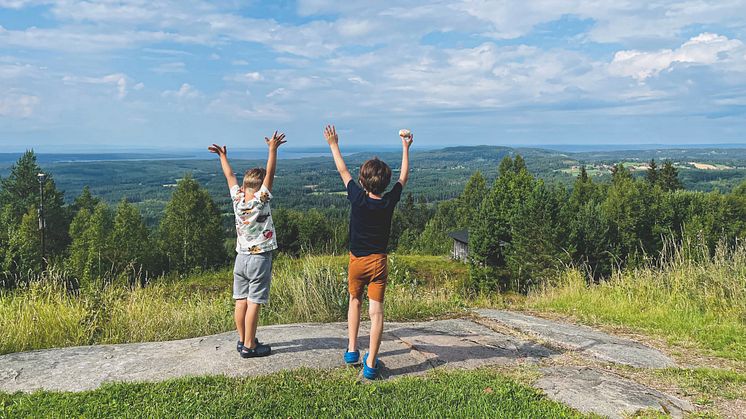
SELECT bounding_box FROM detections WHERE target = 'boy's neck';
[366,191,383,200]
[243,187,257,203]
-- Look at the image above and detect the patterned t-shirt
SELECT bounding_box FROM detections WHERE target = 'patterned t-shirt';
[230,184,277,254]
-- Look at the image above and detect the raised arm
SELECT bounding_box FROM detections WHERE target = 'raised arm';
[262,131,287,192]
[324,125,353,186]
[208,144,238,189]
[398,132,414,187]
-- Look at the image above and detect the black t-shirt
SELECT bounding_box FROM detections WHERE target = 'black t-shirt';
[347,180,403,256]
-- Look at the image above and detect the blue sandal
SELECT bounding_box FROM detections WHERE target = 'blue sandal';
[344,349,360,365]
[363,353,380,379]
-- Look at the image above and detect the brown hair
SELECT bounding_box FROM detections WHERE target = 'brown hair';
[243,168,266,191]
[358,158,391,195]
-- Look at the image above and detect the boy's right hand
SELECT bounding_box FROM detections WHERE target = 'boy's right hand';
[324,125,339,146]
[400,132,414,149]
[265,131,287,151]
[208,144,227,157]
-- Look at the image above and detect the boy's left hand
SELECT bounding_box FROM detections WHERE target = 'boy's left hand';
[265,131,287,150]
[208,144,227,156]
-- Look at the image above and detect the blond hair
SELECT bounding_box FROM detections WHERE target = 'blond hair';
[243,168,266,192]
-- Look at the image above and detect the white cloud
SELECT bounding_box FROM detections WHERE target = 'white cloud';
[0,91,39,118]
[162,83,200,99]
[225,71,263,83]
[609,33,744,81]
[62,73,132,99]
[151,62,186,74]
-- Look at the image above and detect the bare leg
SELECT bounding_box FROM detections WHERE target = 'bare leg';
[244,301,262,349]
[347,295,362,352]
[234,299,247,342]
[367,299,384,367]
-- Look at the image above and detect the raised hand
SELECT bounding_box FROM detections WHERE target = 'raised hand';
[324,125,339,146]
[208,144,227,156]
[265,131,287,151]
[400,132,414,149]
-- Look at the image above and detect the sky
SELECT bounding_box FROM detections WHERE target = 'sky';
[1,0,746,152]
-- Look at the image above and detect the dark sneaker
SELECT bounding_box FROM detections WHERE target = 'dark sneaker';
[240,343,271,358]
[237,338,262,353]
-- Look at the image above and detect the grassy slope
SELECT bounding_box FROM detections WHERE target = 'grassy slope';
[525,245,746,362]
[0,368,587,418]
[0,255,478,355]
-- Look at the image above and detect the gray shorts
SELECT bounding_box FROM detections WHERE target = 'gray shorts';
[233,252,273,303]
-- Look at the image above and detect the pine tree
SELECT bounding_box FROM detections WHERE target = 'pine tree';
[72,186,100,214]
[509,181,569,291]
[646,159,659,185]
[659,161,682,192]
[469,156,535,291]
[610,163,632,184]
[0,151,69,256]
[579,166,589,182]
[159,174,226,272]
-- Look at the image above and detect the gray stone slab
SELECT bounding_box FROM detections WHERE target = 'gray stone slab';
[476,309,675,368]
[0,319,552,393]
[536,366,694,419]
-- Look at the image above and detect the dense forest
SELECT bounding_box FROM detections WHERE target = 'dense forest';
[1,149,745,293]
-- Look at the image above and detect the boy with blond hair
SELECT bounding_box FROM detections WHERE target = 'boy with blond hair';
[209,131,286,358]
[324,125,413,379]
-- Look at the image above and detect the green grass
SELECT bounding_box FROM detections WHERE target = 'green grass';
[526,242,746,361]
[0,368,588,418]
[0,254,475,355]
[655,368,746,402]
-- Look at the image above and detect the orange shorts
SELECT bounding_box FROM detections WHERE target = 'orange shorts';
[348,253,388,302]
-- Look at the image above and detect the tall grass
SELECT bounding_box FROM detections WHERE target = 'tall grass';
[0,255,470,355]
[528,240,746,360]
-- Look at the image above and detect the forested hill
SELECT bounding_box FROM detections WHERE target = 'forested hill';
[2,145,746,226]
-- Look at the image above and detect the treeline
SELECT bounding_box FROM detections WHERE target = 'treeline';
[0,151,402,288]
[0,152,230,288]
[412,155,746,292]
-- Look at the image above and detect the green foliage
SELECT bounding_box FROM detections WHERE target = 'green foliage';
[111,199,153,284]
[272,208,344,255]
[0,368,586,418]
[0,150,69,257]
[509,181,570,291]
[3,207,42,277]
[66,203,114,283]
[470,156,535,291]
[0,255,471,355]
[659,160,683,192]
[158,174,226,272]
[529,240,746,361]
[645,158,658,184]
[416,171,487,255]
[391,193,431,252]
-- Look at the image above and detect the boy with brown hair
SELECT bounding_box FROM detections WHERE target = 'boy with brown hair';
[323,125,413,379]
[209,131,286,358]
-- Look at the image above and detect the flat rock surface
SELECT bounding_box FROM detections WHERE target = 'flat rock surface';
[0,314,698,419]
[476,309,675,368]
[0,319,552,393]
[535,366,694,419]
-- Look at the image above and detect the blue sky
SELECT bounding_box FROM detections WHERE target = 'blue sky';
[1,0,746,151]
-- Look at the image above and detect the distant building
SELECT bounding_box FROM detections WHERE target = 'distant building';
[448,230,469,262]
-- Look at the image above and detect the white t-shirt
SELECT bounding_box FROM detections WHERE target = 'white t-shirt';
[230,184,278,254]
